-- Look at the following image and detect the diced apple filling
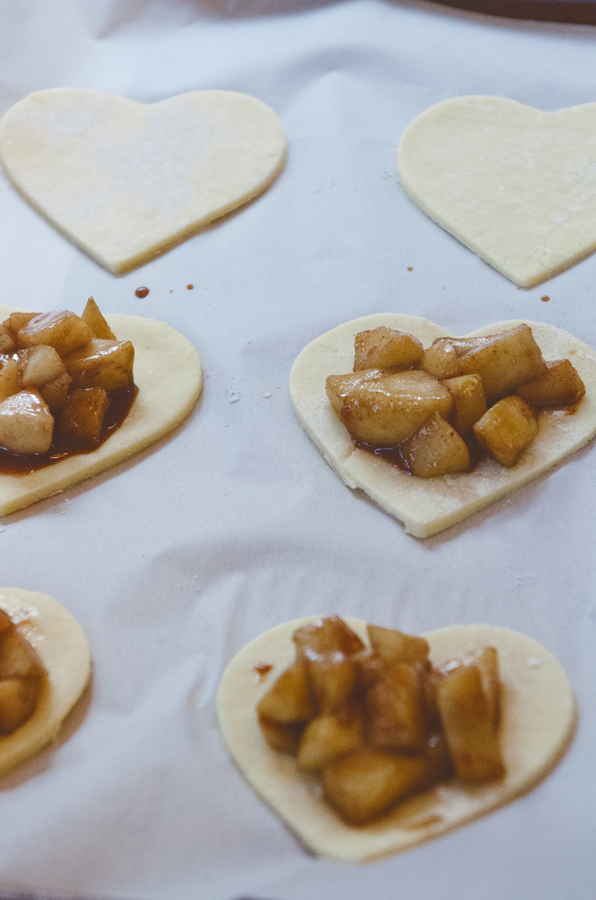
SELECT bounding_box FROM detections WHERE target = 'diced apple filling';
[257,617,504,825]
[0,298,135,458]
[325,324,585,476]
[0,608,46,735]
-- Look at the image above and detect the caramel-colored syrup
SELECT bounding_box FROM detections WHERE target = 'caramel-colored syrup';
[0,384,138,475]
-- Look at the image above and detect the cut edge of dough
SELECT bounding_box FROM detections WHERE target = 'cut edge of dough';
[0,587,91,779]
[0,307,203,516]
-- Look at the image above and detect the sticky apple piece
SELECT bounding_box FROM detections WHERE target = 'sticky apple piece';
[442,373,487,435]
[0,390,54,454]
[64,338,134,391]
[458,324,546,403]
[59,387,109,443]
[474,396,539,468]
[322,748,431,825]
[81,297,117,340]
[17,310,93,357]
[338,371,454,445]
[516,359,586,407]
[0,358,19,403]
[354,327,423,372]
[400,412,470,477]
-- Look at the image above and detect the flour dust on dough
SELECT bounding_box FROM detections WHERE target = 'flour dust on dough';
[398,96,596,287]
[0,588,91,778]
[289,313,596,538]
[0,306,203,516]
[217,616,575,863]
[0,89,287,273]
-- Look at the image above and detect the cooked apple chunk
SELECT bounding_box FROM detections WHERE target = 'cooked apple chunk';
[322,748,431,825]
[0,324,15,353]
[420,338,461,380]
[81,297,117,340]
[474,396,539,468]
[400,413,470,478]
[0,622,45,736]
[516,359,586,408]
[0,358,19,403]
[354,327,423,372]
[59,387,109,443]
[0,389,54,454]
[64,338,135,391]
[442,374,487,435]
[305,652,358,712]
[258,715,305,754]
[459,325,546,403]
[436,658,504,783]
[367,625,429,667]
[19,344,67,389]
[339,371,454,445]
[17,310,93,357]
[365,661,428,752]
[297,710,364,772]
[257,660,314,724]
[292,616,365,661]
[326,369,386,416]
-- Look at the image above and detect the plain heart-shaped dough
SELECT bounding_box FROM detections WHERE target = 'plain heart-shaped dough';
[217,616,575,863]
[289,314,596,538]
[0,587,91,779]
[398,96,596,287]
[0,89,286,273]
[0,306,202,516]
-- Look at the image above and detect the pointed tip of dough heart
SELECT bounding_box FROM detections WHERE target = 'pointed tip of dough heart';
[397,95,596,286]
[217,617,575,863]
[0,88,287,273]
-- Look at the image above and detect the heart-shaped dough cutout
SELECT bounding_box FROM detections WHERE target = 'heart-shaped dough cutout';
[398,96,596,286]
[0,305,202,516]
[0,587,91,779]
[290,314,596,538]
[0,89,286,273]
[217,616,575,863]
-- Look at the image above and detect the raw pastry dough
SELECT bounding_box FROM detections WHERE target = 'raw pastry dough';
[217,616,575,863]
[0,306,203,516]
[398,96,596,287]
[0,587,91,778]
[0,89,287,273]
[289,314,596,538]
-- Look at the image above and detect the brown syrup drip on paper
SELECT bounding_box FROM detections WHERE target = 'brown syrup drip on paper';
[0,384,138,476]
[186,284,194,290]
[135,287,149,298]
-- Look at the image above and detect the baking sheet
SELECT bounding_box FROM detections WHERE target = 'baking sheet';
[0,2,595,899]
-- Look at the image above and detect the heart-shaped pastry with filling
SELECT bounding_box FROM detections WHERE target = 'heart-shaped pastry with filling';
[290,313,596,538]
[0,305,202,516]
[217,616,575,863]
[0,89,286,273]
[398,96,596,287]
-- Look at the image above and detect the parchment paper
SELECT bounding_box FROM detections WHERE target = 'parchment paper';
[0,2,595,900]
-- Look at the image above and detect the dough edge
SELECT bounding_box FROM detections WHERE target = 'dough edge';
[396,96,596,287]
[217,615,575,863]
[289,314,596,538]
[0,306,203,516]
[0,89,287,274]
[0,587,91,778]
